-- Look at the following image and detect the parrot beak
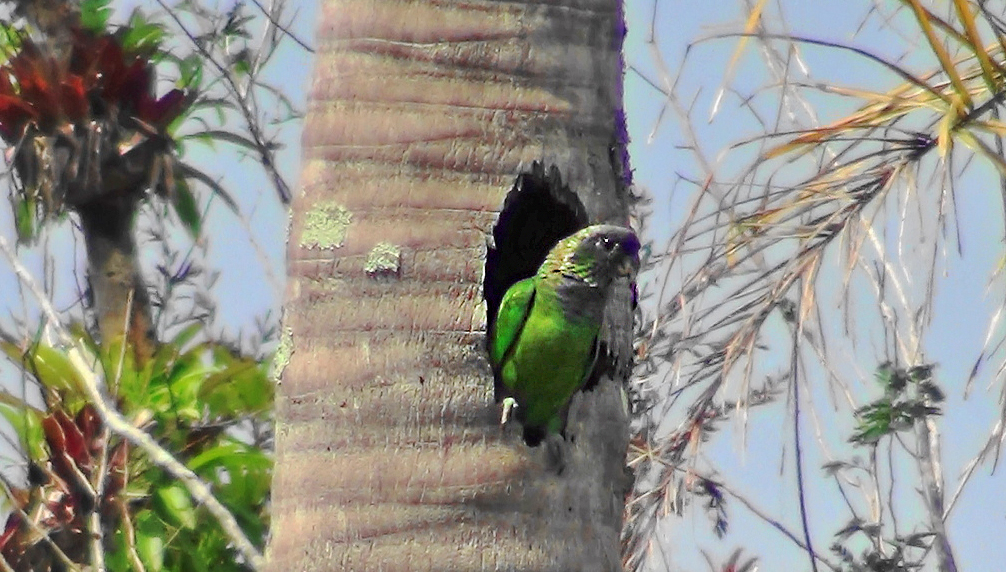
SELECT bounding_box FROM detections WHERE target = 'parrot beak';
[616,232,642,278]
[617,253,640,278]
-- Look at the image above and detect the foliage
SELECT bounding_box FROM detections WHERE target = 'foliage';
[0,15,197,243]
[824,363,944,571]
[702,548,758,572]
[849,364,942,446]
[0,324,273,572]
[0,402,127,570]
[0,30,186,142]
[625,0,1006,570]
[0,0,304,569]
[2,0,296,244]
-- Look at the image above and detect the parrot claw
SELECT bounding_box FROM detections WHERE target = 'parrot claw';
[500,397,517,425]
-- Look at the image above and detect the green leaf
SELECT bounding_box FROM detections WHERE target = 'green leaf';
[850,400,893,445]
[0,341,86,396]
[0,401,45,460]
[68,323,99,353]
[187,441,241,472]
[199,359,272,416]
[169,322,205,350]
[105,529,130,570]
[179,130,279,154]
[0,24,21,59]
[153,482,198,530]
[187,97,238,115]
[135,511,166,572]
[136,532,165,572]
[172,177,202,237]
[80,0,112,33]
[14,197,36,243]
[175,163,240,214]
[232,56,251,76]
[142,350,206,420]
[850,424,887,445]
[177,55,204,89]
[123,10,166,53]
[222,7,254,39]
[188,439,271,473]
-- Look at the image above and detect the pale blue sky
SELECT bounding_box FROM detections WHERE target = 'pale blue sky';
[625,0,1006,570]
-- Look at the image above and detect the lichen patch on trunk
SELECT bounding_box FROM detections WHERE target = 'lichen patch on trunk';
[365,242,402,279]
[301,202,352,249]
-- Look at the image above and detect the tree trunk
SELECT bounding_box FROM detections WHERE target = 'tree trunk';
[77,195,156,362]
[269,0,633,569]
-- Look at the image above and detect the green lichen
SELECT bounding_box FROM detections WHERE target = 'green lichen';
[301,202,351,249]
[269,325,294,382]
[365,242,401,277]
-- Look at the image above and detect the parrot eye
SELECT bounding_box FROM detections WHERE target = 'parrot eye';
[596,236,615,251]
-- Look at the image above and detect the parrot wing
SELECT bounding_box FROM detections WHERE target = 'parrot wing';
[523,333,601,447]
[484,162,588,346]
[488,277,536,399]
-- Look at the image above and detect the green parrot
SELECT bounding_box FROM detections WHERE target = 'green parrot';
[487,224,640,446]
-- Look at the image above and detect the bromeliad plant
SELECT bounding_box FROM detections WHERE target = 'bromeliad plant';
[0,4,243,363]
[0,0,294,570]
[0,403,128,571]
[0,324,273,572]
[0,20,206,242]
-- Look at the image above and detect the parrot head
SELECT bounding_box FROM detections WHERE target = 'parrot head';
[545,224,641,288]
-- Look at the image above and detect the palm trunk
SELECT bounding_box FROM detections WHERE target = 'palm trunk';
[269,0,633,569]
[77,195,156,362]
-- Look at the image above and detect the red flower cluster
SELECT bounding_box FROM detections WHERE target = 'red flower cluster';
[0,29,186,142]
[0,405,128,567]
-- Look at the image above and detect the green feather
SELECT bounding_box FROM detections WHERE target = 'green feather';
[490,278,535,367]
[488,224,640,445]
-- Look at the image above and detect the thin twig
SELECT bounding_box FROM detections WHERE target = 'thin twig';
[88,424,109,572]
[791,294,819,572]
[0,475,81,572]
[246,0,313,52]
[0,235,265,570]
[120,502,147,572]
[915,416,957,572]
[712,477,842,572]
[944,413,1006,518]
[153,0,292,204]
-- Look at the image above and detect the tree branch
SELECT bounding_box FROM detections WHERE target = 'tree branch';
[0,235,265,571]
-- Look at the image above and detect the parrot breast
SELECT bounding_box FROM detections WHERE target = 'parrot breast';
[504,286,601,433]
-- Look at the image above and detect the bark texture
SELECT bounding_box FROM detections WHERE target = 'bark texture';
[77,196,156,362]
[269,0,633,569]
